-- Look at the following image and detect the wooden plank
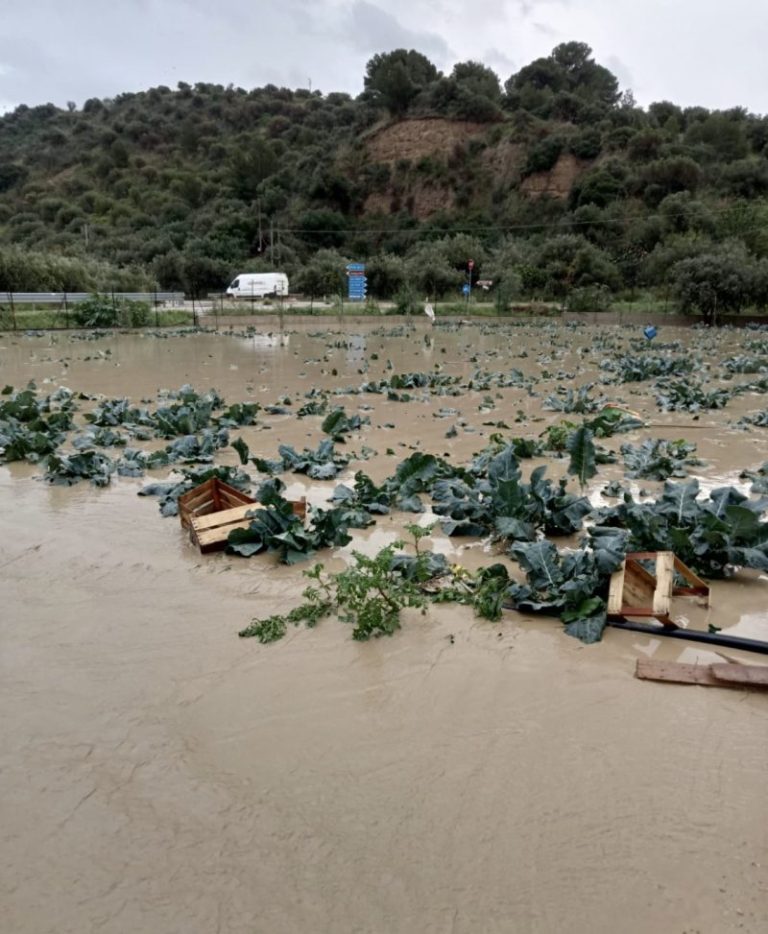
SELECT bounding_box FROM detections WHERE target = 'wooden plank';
[635,658,721,686]
[673,556,710,606]
[625,557,658,588]
[652,552,674,616]
[179,478,214,506]
[622,562,655,609]
[636,658,768,689]
[191,503,260,532]
[673,555,709,592]
[710,664,768,687]
[196,520,253,553]
[189,498,307,553]
[607,560,626,615]
[292,498,307,519]
[220,489,254,509]
[189,498,305,535]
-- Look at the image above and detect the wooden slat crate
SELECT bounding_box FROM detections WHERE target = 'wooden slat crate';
[178,477,307,554]
[178,478,255,530]
[608,551,710,628]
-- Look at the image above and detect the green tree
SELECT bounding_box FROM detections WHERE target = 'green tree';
[366,253,407,299]
[570,163,627,208]
[364,50,439,116]
[228,138,279,200]
[298,209,348,250]
[672,243,758,324]
[685,113,749,162]
[451,61,501,101]
[405,242,463,297]
[293,249,347,299]
[531,234,620,299]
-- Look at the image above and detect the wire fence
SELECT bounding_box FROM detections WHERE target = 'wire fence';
[0,291,190,331]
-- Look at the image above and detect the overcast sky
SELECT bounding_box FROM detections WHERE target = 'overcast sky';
[1,0,767,115]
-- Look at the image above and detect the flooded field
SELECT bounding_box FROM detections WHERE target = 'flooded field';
[2,318,767,933]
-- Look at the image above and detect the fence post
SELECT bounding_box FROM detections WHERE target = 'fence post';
[9,291,17,331]
[154,290,159,328]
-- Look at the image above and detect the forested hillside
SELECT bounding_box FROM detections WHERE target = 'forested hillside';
[3,41,768,318]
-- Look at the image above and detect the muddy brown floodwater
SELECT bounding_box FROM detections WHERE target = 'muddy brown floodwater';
[1,319,767,934]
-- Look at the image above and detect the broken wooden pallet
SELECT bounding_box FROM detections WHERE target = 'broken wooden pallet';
[635,657,768,689]
[608,551,710,628]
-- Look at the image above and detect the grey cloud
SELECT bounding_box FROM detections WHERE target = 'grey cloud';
[605,55,633,94]
[512,0,568,18]
[1,1,768,114]
[345,1,452,61]
[532,21,559,38]
[482,48,516,80]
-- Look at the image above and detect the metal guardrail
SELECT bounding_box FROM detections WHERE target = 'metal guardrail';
[1,292,184,305]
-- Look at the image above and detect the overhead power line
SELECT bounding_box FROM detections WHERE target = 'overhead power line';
[275,201,768,237]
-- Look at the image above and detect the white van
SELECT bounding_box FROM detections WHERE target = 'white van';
[226,272,289,298]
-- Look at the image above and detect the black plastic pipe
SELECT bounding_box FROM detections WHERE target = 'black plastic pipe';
[607,619,768,655]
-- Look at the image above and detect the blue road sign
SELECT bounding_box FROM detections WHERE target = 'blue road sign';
[462,283,471,296]
[346,262,366,273]
[644,325,658,340]
[348,274,367,300]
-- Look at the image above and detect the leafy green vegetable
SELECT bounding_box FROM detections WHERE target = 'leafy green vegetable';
[566,425,597,488]
[138,465,251,516]
[544,385,604,414]
[321,407,369,441]
[226,484,368,564]
[597,479,768,577]
[655,379,731,412]
[621,438,702,479]
[253,439,350,480]
[44,450,115,487]
[216,402,260,427]
[605,353,695,383]
[432,445,591,541]
[505,534,627,643]
[0,420,62,463]
[331,471,391,514]
[232,437,250,465]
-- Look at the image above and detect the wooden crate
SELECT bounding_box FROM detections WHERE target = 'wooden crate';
[178,477,307,554]
[178,477,255,530]
[608,551,710,628]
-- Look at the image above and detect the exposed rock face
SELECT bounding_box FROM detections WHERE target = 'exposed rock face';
[365,117,489,164]
[519,153,588,200]
[363,181,456,219]
[361,119,587,218]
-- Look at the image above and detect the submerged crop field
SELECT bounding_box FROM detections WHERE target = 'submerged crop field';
[2,317,767,934]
